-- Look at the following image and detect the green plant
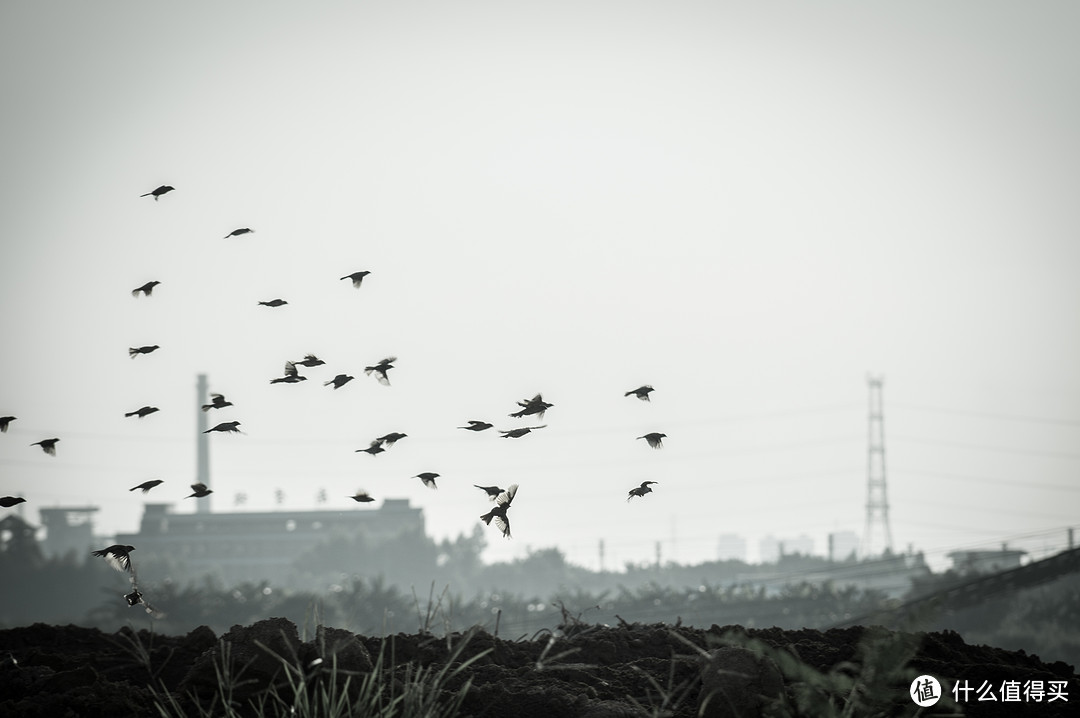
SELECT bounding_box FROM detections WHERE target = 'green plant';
[110,624,176,683]
[150,627,489,718]
[627,657,699,718]
[673,628,965,718]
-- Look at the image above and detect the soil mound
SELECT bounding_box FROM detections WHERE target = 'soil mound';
[0,620,1075,717]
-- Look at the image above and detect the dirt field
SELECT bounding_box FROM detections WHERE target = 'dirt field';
[1,619,1076,717]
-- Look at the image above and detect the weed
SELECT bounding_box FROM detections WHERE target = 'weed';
[150,625,489,718]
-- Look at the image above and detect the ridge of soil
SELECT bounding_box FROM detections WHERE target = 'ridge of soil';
[0,620,1076,717]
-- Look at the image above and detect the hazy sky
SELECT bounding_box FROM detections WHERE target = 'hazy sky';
[2,1,1078,573]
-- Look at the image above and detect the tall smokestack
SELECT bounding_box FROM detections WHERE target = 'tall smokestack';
[196,374,211,514]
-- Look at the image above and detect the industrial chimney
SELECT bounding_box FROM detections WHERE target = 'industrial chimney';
[195,374,211,514]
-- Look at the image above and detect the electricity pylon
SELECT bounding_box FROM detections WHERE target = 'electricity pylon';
[862,375,893,557]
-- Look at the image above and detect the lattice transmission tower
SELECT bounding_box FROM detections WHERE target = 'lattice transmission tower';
[862,375,893,557]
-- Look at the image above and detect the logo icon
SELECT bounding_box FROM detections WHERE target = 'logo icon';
[910,675,942,706]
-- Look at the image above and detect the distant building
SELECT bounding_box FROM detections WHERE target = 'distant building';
[828,531,860,562]
[716,533,747,562]
[759,534,815,563]
[39,507,99,561]
[0,514,41,559]
[947,547,1027,575]
[759,535,780,563]
[781,534,815,557]
[114,499,424,585]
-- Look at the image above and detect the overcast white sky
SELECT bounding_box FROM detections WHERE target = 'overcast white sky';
[2,1,1078,573]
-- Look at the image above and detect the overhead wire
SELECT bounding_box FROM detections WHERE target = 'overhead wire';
[890,401,1080,428]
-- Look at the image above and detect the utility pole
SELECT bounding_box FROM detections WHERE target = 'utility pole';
[862,375,893,557]
[598,539,605,573]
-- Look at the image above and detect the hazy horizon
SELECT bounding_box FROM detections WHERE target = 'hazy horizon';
[2,1,1078,577]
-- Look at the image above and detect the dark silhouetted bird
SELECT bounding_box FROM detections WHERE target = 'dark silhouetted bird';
[140,185,174,201]
[0,496,26,508]
[474,485,503,501]
[270,361,307,384]
[224,228,254,238]
[202,393,233,411]
[637,432,666,449]
[204,421,241,434]
[510,394,553,419]
[625,385,654,401]
[349,491,375,503]
[0,416,15,432]
[324,374,354,389]
[356,440,384,456]
[258,299,288,307]
[480,484,517,538]
[131,281,161,297]
[413,472,440,489]
[125,406,160,418]
[91,544,135,572]
[627,481,658,501]
[31,438,59,455]
[129,480,164,494]
[294,354,325,367]
[364,357,396,385]
[375,432,407,446]
[186,483,213,498]
[458,420,493,432]
[129,345,160,358]
[500,425,546,439]
[341,271,371,288]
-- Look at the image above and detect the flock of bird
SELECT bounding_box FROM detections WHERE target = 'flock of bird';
[0,183,673,613]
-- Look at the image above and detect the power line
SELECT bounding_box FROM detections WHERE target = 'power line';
[890,401,1080,428]
[894,467,1080,493]
[891,435,1080,461]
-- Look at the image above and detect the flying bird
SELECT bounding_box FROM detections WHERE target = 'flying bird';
[270,361,307,384]
[364,357,396,385]
[131,281,161,297]
[0,496,26,508]
[204,421,241,434]
[637,432,667,449]
[31,438,59,455]
[474,485,504,501]
[129,345,160,358]
[201,393,233,411]
[0,416,15,432]
[124,406,160,419]
[91,545,135,572]
[341,271,371,288]
[140,185,174,201]
[186,483,213,498]
[458,421,493,432]
[129,480,164,494]
[413,472,440,489]
[499,425,546,439]
[480,484,517,538]
[355,440,385,456]
[258,299,288,307]
[375,432,407,447]
[510,394,553,419]
[224,228,254,238]
[625,385,655,402]
[627,481,659,501]
[324,374,354,390]
[294,354,325,367]
[349,491,375,503]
